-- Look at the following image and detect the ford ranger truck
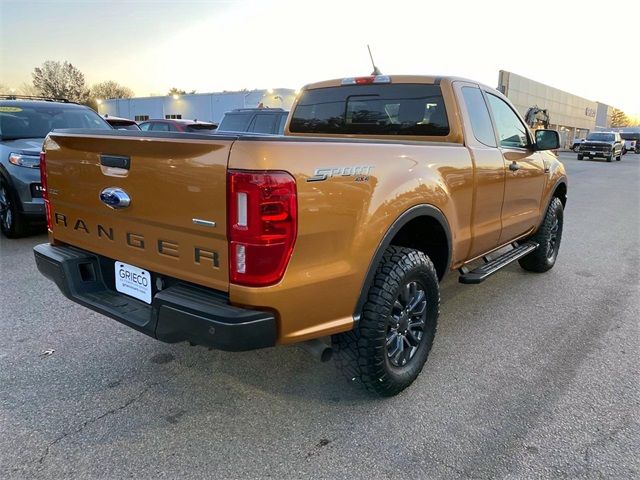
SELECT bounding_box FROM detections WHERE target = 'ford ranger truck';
[34,75,567,396]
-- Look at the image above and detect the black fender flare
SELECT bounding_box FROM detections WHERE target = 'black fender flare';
[549,176,568,207]
[529,177,567,237]
[352,204,452,322]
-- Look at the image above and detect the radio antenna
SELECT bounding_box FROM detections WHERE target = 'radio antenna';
[367,45,382,75]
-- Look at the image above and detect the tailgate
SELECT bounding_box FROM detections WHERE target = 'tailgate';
[44,131,233,292]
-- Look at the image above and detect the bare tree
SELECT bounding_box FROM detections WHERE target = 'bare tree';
[32,60,89,103]
[18,82,41,96]
[91,80,134,100]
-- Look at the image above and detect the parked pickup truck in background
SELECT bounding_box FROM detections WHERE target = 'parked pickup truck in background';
[216,107,288,135]
[34,75,567,396]
[621,132,639,154]
[577,131,624,161]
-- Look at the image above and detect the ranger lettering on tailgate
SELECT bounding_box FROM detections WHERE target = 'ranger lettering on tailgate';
[52,212,220,267]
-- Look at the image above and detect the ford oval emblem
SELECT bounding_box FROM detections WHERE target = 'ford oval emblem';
[99,187,131,209]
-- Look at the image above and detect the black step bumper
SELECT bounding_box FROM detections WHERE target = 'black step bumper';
[33,243,277,351]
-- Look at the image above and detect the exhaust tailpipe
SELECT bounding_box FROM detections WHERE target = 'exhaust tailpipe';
[301,339,333,362]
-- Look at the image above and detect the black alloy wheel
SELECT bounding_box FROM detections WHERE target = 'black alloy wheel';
[386,281,427,367]
[0,182,14,233]
[0,178,29,238]
[332,246,440,396]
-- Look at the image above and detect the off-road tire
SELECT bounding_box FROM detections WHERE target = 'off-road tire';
[518,197,564,273]
[0,177,29,239]
[332,246,439,397]
[577,154,583,160]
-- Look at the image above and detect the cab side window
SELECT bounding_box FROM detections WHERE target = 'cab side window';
[461,87,496,147]
[486,94,529,149]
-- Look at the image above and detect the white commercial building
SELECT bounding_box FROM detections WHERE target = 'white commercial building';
[498,71,617,148]
[98,88,297,124]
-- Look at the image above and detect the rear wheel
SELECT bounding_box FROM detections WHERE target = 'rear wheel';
[0,177,29,238]
[332,246,439,397]
[518,197,564,273]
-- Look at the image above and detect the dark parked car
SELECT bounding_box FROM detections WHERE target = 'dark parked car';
[571,138,584,151]
[0,96,111,237]
[217,108,288,135]
[103,115,140,130]
[138,119,218,133]
[577,132,624,162]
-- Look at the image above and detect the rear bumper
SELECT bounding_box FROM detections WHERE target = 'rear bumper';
[33,243,277,351]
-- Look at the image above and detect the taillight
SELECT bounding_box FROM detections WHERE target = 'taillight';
[227,170,297,287]
[39,151,52,231]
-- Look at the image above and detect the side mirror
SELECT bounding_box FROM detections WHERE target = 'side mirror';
[535,129,560,151]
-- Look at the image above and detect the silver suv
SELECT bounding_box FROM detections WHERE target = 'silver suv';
[0,96,111,237]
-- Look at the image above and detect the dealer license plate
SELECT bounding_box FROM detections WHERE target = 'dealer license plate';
[115,261,152,304]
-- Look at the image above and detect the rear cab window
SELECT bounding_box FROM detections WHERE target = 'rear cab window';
[277,114,287,134]
[219,113,251,132]
[289,84,449,136]
[249,114,277,134]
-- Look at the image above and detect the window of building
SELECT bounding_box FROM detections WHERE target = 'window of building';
[165,114,182,119]
[461,87,496,147]
[134,115,149,121]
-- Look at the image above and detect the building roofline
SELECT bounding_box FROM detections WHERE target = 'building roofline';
[102,88,296,103]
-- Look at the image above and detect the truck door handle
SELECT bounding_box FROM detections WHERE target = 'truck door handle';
[509,162,520,171]
[100,154,130,170]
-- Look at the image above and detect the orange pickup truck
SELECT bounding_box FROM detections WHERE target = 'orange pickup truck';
[34,75,567,396]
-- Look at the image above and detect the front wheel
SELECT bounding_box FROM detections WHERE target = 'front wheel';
[0,178,29,238]
[332,246,439,397]
[519,197,564,273]
[577,154,584,160]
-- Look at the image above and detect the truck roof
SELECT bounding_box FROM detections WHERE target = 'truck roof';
[302,75,493,91]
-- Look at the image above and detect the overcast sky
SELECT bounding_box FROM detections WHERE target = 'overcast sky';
[1,0,639,115]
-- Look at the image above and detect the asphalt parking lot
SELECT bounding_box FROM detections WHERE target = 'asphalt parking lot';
[1,151,638,479]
